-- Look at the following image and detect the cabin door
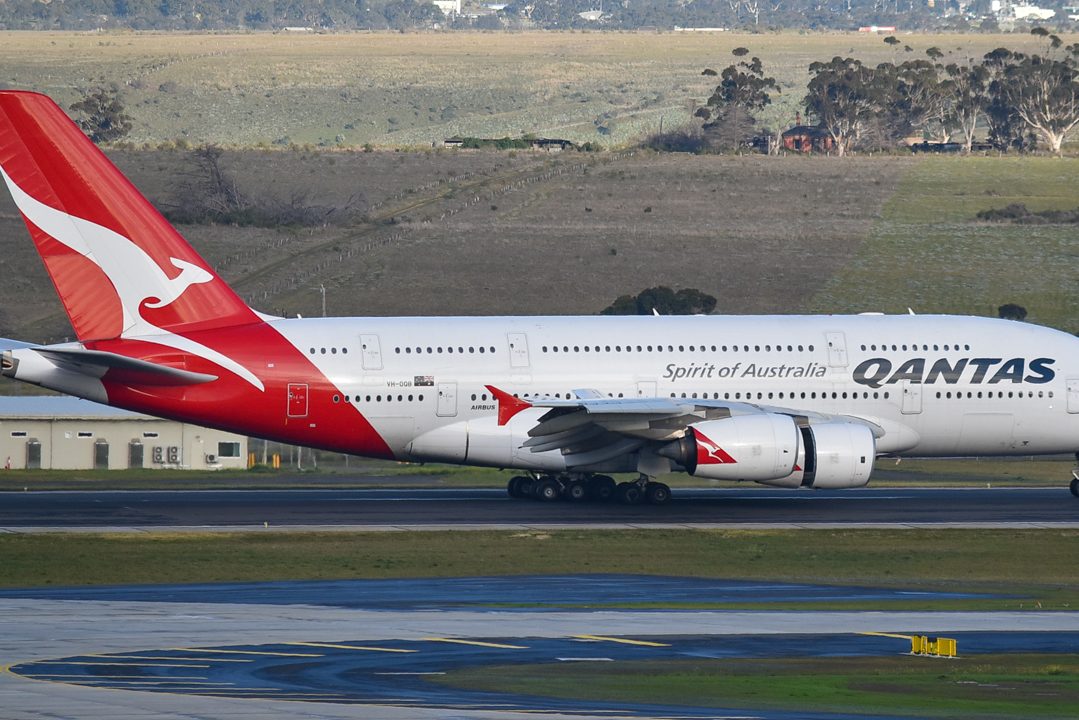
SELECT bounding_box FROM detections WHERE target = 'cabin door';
[900,380,922,415]
[287,383,309,418]
[437,382,458,417]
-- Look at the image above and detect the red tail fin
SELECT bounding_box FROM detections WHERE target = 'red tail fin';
[0,91,259,341]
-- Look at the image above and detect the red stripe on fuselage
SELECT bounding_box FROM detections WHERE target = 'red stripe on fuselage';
[90,322,394,459]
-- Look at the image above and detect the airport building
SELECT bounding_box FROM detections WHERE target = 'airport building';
[0,396,248,470]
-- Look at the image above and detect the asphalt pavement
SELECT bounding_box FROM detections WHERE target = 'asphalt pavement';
[1,486,1076,531]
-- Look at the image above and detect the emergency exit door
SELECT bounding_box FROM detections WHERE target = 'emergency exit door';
[507,333,530,368]
[825,331,848,367]
[1068,378,1079,414]
[288,383,309,417]
[360,334,383,370]
[436,382,458,417]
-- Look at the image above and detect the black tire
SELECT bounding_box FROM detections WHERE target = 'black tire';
[646,482,672,505]
[517,477,534,498]
[587,475,617,502]
[507,476,528,499]
[616,482,644,505]
[564,480,587,502]
[535,478,560,502]
[1071,477,1079,498]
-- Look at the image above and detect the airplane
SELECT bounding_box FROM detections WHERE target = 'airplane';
[1,89,1078,505]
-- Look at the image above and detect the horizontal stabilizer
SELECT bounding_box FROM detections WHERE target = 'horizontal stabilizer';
[0,337,34,351]
[35,347,218,386]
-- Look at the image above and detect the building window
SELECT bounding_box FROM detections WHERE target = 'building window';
[217,442,241,458]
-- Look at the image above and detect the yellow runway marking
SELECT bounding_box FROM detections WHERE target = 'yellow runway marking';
[171,647,322,658]
[71,680,235,686]
[423,637,528,649]
[23,674,212,680]
[285,641,417,653]
[88,655,251,663]
[27,661,210,668]
[859,631,915,640]
[573,635,671,647]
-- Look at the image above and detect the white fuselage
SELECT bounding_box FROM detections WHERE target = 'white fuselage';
[272,313,1079,470]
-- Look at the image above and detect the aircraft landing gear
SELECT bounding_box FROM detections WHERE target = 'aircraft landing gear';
[507,475,532,498]
[1072,454,1079,499]
[616,475,671,506]
[505,473,671,505]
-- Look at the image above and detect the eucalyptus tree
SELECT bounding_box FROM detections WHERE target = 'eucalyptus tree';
[804,57,884,156]
[698,54,779,153]
[985,40,1079,156]
[69,85,132,144]
[941,61,989,153]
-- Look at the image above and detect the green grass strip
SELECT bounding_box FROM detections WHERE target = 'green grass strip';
[1,530,1077,609]
[437,655,1079,718]
[810,156,1079,331]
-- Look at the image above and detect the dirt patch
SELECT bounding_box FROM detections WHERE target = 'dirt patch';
[325,153,910,317]
[1,151,907,339]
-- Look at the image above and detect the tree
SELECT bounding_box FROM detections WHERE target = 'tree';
[698,54,778,152]
[804,57,883,156]
[1001,50,1079,157]
[998,303,1027,321]
[887,59,949,143]
[69,85,132,144]
[983,48,1028,152]
[381,0,441,28]
[941,61,989,153]
[601,287,717,315]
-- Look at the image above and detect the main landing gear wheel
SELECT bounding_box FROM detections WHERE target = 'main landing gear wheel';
[533,478,561,502]
[616,481,644,505]
[563,480,588,502]
[586,475,617,502]
[1072,453,1079,498]
[507,476,531,499]
[645,481,672,506]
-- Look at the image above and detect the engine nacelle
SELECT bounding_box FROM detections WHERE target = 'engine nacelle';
[658,414,800,481]
[802,422,875,489]
[756,421,876,489]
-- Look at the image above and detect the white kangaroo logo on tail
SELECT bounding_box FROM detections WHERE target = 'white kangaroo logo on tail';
[0,167,264,390]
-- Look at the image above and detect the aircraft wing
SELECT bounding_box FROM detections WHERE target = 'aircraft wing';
[487,385,880,469]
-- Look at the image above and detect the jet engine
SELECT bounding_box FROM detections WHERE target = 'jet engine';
[659,415,876,488]
[657,413,800,481]
[776,421,876,489]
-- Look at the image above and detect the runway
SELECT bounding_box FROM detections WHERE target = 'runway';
[1,486,1077,532]
[3,576,1079,720]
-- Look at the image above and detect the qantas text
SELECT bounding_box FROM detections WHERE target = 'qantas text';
[852,357,1055,388]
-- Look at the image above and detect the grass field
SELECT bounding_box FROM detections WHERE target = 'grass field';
[809,156,1079,330]
[0,31,1068,148]
[437,655,1079,718]
[2,529,1077,611]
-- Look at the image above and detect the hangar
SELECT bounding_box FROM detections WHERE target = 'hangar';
[0,396,248,470]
